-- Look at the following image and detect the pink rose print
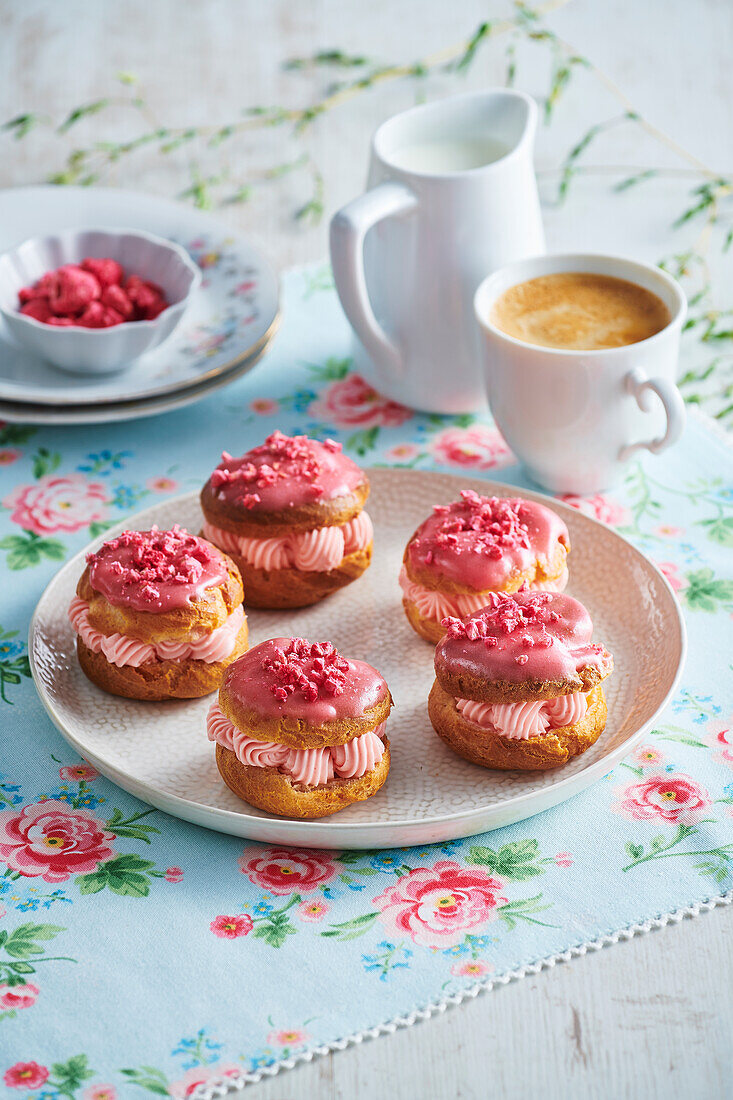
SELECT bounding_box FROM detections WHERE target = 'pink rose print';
[614,773,712,824]
[83,1086,117,1100]
[58,764,99,782]
[2,474,108,535]
[210,914,253,938]
[707,718,733,768]
[267,1028,309,1047]
[373,860,507,948]
[165,866,184,883]
[560,493,629,526]
[168,1064,241,1098]
[450,960,492,978]
[429,425,514,470]
[0,800,116,882]
[632,745,664,768]
[3,1062,50,1089]
[655,561,684,592]
[308,374,411,428]
[554,852,573,868]
[250,398,278,416]
[0,982,39,1010]
[298,899,329,922]
[384,442,420,463]
[0,449,20,466]
[239,847,337,895]
[146,476,179,493]
[656,524,684,537]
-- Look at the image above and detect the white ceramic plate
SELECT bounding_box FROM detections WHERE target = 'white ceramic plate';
[29,471,686,849]
[0,185,279,406]
[0,328,275,424]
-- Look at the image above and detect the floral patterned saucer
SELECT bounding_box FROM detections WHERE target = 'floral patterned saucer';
[0,186,279,410]
[29,470,686,849]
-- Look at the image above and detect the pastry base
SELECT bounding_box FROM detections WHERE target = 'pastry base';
[428,681,607,770]
[232,545,372,609]
[76,622,249,701]
[215,738,391,819]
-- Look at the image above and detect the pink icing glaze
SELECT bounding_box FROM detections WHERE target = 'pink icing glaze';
[207,431,365,512]
[87,525,228,612]
[407,491,569,592]
[456,691,588,739]
[69,596,244,668]
[399,564,568,623]
[202,511,373,573]
[207,702,385,785]
[222,637,389,724]
[436,589,612,685]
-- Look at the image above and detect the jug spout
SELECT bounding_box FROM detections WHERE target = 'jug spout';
[372,88,539,174]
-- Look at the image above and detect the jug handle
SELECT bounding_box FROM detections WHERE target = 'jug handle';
[330,182,417,381]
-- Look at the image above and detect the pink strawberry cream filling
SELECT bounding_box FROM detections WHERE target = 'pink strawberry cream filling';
[207,702,386,785]
[399,563,568,622]
[68,597,245,668]
[206,431,365,512]
[86,525,228,612]
[406,491,569,596]
[202,511,373,573]
[455,692,588,740]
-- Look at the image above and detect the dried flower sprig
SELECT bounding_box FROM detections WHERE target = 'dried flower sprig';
[3,0,733,418]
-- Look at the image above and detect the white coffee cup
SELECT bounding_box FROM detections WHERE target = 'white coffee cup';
[330,90,545,414]
[473,253,687,494]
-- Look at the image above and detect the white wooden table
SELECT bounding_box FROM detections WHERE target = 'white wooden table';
[1,2,731,1095]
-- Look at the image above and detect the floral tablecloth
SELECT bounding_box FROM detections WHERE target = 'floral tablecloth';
[0,263,731,1099]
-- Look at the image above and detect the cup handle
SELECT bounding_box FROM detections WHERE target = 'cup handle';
[618,367,687,461]
[330,182,417,382]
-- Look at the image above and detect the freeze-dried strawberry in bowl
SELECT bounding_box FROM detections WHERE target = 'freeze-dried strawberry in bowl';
[0,227,201,374]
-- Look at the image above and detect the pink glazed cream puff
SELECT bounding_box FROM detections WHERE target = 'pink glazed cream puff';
[400,491,570,643]
[428,589,613,770]
[200,431,373,609]
[208,637,392,818]
[69,526,248,700]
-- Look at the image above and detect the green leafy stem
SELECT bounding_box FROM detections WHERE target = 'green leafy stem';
[0,922,75,990]
[623,822,733,883]
[250,893,302,948]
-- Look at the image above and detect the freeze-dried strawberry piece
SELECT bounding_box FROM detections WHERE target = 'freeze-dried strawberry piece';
[18,271,58,304]
[100,307,124,327]
[125,275,167,320]
[81,257,124,288]
[49,265,100,315]
[20,298,53,323]
[76,301,107,328]
[101,283,134,320]
[46,316,76,326]
[78,301,125,328]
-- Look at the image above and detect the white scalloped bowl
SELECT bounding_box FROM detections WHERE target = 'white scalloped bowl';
[0,227,201,374]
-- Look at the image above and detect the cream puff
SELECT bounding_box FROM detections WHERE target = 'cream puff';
[69,525,248,700]
[208,636,392,818]
[400,490,570,642]
[200,431,373,609]
[428,589,613,770]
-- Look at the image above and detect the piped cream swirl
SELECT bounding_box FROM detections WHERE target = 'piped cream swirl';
[399,565,568,624]
[69,596,244,668]
[207,702,385,785]
[456,691,588,740]
[202,512,373,573]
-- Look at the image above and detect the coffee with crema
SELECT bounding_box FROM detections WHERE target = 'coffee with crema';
[490,272,670,351]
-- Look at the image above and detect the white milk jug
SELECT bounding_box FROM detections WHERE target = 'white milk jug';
[330,90,545,413]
